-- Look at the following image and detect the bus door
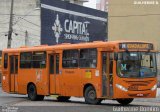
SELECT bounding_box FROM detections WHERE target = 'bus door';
[102,52,113,97]
[49,54,60,94]
[10,55,18,92]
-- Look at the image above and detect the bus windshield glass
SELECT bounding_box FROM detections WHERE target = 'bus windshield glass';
[117,52,157,78]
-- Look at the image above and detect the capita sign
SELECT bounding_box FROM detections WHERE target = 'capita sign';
[52,14,90,43]
[41,0,108,45]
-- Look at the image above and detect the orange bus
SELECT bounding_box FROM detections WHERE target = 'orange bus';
[1,41,157,105]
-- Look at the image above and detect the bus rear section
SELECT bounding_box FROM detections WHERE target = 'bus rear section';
[1,51,49,100]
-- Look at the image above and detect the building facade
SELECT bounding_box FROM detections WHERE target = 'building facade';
[108,0,160,50]
[0,0,41,50]
[0,0,88,50]
[63,0,89,5]
[96,0,108,11]
[108,0,160,71]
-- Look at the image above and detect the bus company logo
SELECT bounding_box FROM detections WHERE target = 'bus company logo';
[52,14,63,44]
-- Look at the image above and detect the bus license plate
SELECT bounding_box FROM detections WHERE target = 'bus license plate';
[128,86,138,91]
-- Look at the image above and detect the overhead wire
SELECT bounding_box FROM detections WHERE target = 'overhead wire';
[13,29,40,38]
[18,17,40,27]
[13,8,37,26]
[16,23,40,32]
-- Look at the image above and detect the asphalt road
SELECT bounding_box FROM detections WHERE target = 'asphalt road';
[0,86,160,112]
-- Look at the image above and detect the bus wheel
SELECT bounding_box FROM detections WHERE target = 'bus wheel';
[27,84,38,101]
[84,86,101,104]
[37,95,44,101]
[57,96,70,102]
[116,98,134,105]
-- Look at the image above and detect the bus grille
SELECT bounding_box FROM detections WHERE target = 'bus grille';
[124,80,153,91]
[124,80,153,86]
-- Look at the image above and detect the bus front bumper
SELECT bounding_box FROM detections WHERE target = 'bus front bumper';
[114,89,157,98]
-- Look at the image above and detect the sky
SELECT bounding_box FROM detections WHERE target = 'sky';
[83,0,97,9]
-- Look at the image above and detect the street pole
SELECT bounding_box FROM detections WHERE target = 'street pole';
[25,31,28,46]
[7,0,14,48]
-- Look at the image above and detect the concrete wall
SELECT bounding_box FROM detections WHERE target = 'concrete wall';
[108,0,160,51]
[0,0,41,50]
[0,0,89,50]
[108,0,160,71]
[96,0,108,12]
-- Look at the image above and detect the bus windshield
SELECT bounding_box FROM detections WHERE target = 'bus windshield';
[117,52,157,78]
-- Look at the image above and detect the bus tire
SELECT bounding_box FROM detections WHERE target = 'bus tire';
[57,96,70,102]
[84,86,101,105]
[27,84,38,101]
[116,98,134,105]
[37,95,44,101]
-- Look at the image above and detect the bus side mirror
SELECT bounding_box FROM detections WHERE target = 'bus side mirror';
[114,53,118,60]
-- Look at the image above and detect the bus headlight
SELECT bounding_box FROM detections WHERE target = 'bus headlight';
[151,84,157,91]
[116,84,128,92]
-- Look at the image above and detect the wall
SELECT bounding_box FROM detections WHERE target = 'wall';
[108,0,160,71]
[0,0,90,50]
[108,0,160,51]
[96,0,108,11]
[0,0,41,50]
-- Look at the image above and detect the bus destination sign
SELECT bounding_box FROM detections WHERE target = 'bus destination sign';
[119,43,153,50]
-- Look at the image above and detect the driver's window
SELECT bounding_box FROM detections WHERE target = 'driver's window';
[141,55,151,67]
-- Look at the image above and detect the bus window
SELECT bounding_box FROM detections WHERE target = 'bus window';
[50,55,59,74]
[141,54,151,67]
[62,50,78,68]
[10,56,14,74]
[49,55,54,74]
[15,57,18,74]
[9,56,18,74]
[80,48,97,68]
[56,55,59,74]
[20,52,32,68]
[110,53,113,74]
[4,53,8,69]
[33,52,46,68]
[117,52,157,78]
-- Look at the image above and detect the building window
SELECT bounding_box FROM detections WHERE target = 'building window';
[80,48,97,68]
[20,52,32,68]
[62,50,79,68]
[32,52,46,68]
[4,53,8,69]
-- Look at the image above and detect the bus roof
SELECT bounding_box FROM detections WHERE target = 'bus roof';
[2,41,153,53]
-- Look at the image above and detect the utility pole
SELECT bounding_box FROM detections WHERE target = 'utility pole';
[25,31,28,46]
[7,0,14,48]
